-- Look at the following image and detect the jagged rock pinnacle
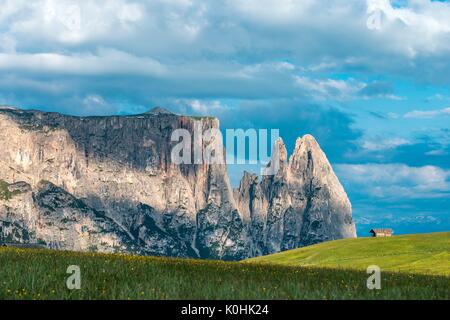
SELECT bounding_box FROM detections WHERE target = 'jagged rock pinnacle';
[262,137,287,176]
[289,134,325,173]
[236,133,356,255]
[274,137,288,164]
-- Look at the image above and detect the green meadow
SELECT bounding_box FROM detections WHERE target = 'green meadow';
[0,232,448,300]
[247,232,450,276]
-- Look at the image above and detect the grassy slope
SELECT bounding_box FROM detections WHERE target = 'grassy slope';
[0,233,449,300]
[246,232,450,276]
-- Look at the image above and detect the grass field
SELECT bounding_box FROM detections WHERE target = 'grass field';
[246,232,450,276]
[0,232,449,300]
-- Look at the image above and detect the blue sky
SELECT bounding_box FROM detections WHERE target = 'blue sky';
[0,0,449,236]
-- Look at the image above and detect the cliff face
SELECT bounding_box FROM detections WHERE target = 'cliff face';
[0,106,355,259]
[234,136,356,256]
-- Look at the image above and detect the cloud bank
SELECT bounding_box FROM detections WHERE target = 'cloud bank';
[0,0,449,234]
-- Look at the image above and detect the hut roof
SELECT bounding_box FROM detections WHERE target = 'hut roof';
[370,228,393,233]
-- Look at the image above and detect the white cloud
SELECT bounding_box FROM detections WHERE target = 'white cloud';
[81,94,116,115]
[361,138,412,151]
[0,49,166,76]
[189,100,224,113]
[404,107,450,118]
[231,0,450,56]
[294,76,365,101]
[228,0,316,25]
[0,0,449,67]
[336,163,450,199]
[6,0,144,44]
[426,149,447,156]
[0,34,17,53]
[0,0,450,110]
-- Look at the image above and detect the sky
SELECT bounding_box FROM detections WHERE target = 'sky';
[0,0,449,236]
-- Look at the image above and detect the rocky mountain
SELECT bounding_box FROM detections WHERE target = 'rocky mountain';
[234,136,356,256]
[0,106,356,260]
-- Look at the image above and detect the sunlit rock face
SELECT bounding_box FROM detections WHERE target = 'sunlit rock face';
[0,107,355,260]
[234,136,356,257]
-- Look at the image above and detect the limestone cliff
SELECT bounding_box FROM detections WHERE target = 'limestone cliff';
[0,106,355,259]
[234,136,356,256]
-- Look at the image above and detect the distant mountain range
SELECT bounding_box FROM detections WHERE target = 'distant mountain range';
[0,106,355,260]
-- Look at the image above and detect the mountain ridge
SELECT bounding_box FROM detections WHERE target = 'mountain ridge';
[0,107,356,260]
